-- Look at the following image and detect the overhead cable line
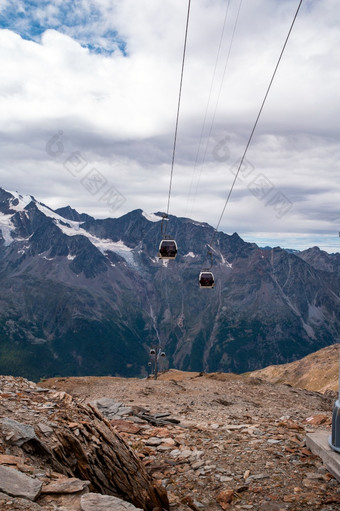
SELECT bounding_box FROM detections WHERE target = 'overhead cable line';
[208,0,304,253]
[185,0,232,217]
[192,0,243,210]
[165,0,191,221]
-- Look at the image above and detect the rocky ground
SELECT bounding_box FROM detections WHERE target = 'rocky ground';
[0,375,167,511]
[40,370,340,511]
[1,370,340,511]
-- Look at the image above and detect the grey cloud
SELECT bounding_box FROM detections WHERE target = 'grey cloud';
[0,0,339,252]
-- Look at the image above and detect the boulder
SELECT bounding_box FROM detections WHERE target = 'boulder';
[81,493,143,511]
[0,465,42,501]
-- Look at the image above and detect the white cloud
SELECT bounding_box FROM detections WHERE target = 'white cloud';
[0,0,339,252]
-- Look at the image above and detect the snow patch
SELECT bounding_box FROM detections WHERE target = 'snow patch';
[18,243,30,255]
[0,212,15,246]
[190,220,206,227]
[67,254,76,260]
[184,252,196,258]
[105,240,137,267]
[142,211,162,223]
[50,213,137,267]
[95,239,133,256]
[221,254,232,268]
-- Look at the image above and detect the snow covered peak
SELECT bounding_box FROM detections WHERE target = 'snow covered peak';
[142,211,162,223]
[7,190,35,211]
[0,188,35,245]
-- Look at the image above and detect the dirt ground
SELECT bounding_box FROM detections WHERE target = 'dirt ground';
[40,370,340,511]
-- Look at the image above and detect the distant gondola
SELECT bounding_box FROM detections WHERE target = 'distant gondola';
[158,239,178,259]
[199,270,215,288]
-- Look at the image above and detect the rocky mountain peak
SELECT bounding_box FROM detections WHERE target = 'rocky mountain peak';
[299,246,340,275]
[0,187,340,381]
[55,205,94,223]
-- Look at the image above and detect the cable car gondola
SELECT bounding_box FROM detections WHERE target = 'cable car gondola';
[158,238,178,259]
[199,269,215,288]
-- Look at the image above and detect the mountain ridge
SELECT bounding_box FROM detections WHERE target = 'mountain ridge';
[249,343,340,393]
[1,187,340,380]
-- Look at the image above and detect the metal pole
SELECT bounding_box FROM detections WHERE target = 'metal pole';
[149,348,165,381]
[329,348,340,452]
[154,351,158,380]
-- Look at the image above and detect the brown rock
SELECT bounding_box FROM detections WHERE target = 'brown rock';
[300,447,312,456]
[41,477,90,494]
[277,419,304,431]
[181,495,202,511]
[304,414,331,426]
[110,420,142,434]
[283,494,297,502]
[216,489,234,509]
[68,422,81,429]
[0,454,23,465]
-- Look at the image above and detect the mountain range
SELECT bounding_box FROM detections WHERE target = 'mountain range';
[1,186,340,381]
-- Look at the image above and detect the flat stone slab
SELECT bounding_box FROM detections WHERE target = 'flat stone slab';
[306,430,340,482]
[0,418,37,446]
[0,465,42,501]
[81,493,143,511]
[92,398,133,419]
[41,477,90,494]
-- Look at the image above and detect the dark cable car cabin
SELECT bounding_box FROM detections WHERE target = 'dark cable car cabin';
[158,239,178,259]
[199,270,215,288]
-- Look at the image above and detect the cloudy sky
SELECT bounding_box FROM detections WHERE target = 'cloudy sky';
[0,0,339,252]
